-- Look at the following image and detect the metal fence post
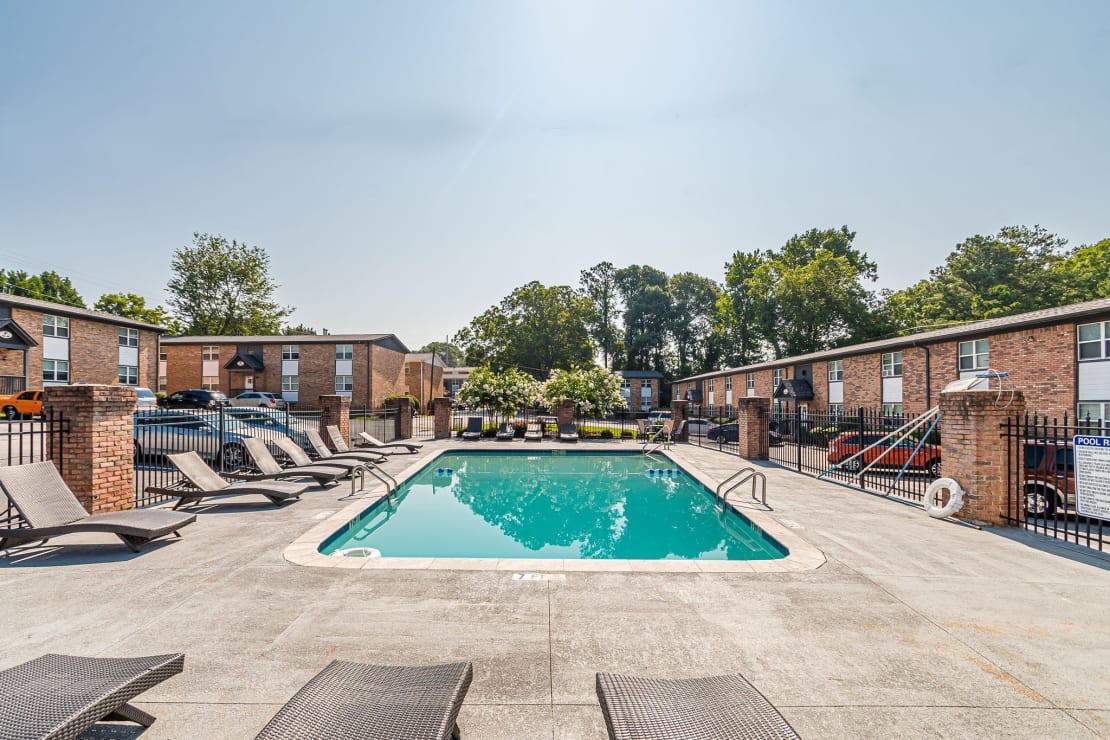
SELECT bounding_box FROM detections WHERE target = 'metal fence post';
[857,406,866,488]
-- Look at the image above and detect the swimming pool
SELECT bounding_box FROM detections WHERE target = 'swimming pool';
[320,451,787,561]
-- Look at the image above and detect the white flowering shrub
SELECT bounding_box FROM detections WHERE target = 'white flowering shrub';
[541,367,626,415]
[457,366,540,420]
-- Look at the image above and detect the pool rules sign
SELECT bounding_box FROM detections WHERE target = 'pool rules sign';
[1074,436,1110,520]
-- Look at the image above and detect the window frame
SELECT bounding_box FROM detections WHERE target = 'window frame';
[118,328,139,348]
[828,360,843,382]
[201,376,219,390]
[335,374,353,393]
[725,376,732,391]
[201,345,219,361]
[958,339,990,372]
[118,365,139,385]
[772,368,783,388]
[335,344,354,361]
[1077,321,1110,361]
[881,351,903,378]
[42,315,69,338]
[281,375,299,392]
[281,344,299,361]
[882,402,904,417]
[43,359,70,383]
[828,402,844,420]
[746,372,755,390]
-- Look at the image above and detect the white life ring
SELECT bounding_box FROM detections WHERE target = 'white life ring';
[924,477,964,519]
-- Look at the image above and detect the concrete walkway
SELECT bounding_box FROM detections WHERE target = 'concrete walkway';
[2,441,1108,739]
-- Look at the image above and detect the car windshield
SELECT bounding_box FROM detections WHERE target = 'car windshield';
[136,389,155,398]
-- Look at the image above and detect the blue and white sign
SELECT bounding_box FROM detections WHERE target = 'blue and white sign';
[1073,436,1110,521]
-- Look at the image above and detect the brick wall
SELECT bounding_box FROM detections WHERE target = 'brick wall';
[162,344,199,392]
[843,353,882,409]
[371,344,407,407]
[296,343,337,403]
[0,350,23,376]
[405,361,445,409]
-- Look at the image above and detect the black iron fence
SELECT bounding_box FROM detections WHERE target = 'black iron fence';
[448,407,665,441]
[1,409,69,531]
[0,375,25,396]
[1003,412,1107,552]
[350,407,400,443]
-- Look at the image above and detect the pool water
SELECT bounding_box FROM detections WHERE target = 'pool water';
[321,451,786,560]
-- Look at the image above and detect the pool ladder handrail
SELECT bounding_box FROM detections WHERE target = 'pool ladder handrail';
[343,464,399,502]
[715,467,767,508]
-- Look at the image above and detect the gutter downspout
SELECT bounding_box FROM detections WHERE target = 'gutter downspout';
[365,341,372,409]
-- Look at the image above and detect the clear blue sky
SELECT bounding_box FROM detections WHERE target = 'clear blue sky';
[1,1,1107,350]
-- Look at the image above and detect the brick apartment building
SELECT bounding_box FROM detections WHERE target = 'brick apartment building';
[616,370,663,412]
[0,293,162,395]
[404,352,446,410]
[160,333,410,408]
[672,298,1110,424]
[442,366,475,397]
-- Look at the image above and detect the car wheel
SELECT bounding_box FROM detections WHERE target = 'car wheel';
[219,442,246,470]
[3,405,17,420]
[1024,485,1057,518]
[841,457,862,473]
[926,459,942,478]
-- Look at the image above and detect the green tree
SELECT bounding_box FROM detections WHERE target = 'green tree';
[1054,238,1110,305]
[0,269,85,307]
[541,366,626,415]
[717,251,767,366]
[454,281,595,378]
[456,366,539,421]
[166,233,292,336]
[94,293,180,332]
[615,265,673,372]
[418,341,463,365]
[668,272,722,378]
[282,323,317,335]
[579,261,623,369]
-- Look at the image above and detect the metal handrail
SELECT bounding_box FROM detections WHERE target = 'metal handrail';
[341,464,399,502]
[715,467,767,507]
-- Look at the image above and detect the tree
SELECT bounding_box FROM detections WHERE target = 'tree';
[667,272,722,378]
[716,251,768,366]
[454,281,595,378]
[541,367,626,415]
[166,233,292,336]
[282,323,316,335]
[579,262,623,369]
[418,341,463,365]
[94,293,180,332]
[0,269,85,307]
[615,265,673,372]
[456,366,539,421]
[1054,238,1110,305]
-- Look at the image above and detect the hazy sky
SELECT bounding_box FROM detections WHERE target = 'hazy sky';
[2,1,1108,350]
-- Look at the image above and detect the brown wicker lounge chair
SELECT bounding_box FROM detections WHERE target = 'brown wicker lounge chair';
[595,671,801,740]
[0,461,195,553]
[355,429,422,453]
[558,423,579,443]
[255,660,473,740]
[0,652,184,738]
[163,452,309,509]
[523,422,543,442]
[272,436,370,476]
[238,438,349,487]
[305,429,386,466]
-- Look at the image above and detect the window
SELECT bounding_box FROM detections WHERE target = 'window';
[725,376,732,391]
[159,350,167,362]
[118,328,138,347]
[281,375,299,392]
[882,402,904,417]
[773,368,783,388]
[42,315,69,338]
[746,372,755,390]
[620,380,631,390]
[404,365,410,376]
[118,365,138,385]
[828,403,844,419]
[1078,321,1110,360]
[1078,401,1108,426]
[158,375,167,392]
[201,345,219,361]
[335,375,353,392]
[958,339,989,371]
[881,351,903,378]
[43,359,69,383]
[201,376,219,390]
[281,344,299,360]
[708,379,714,392]
[335,344,353,360]
[640,379,652,390]
[828,360,843,382]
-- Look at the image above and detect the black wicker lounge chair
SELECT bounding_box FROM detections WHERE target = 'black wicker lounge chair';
[523,422,543,442]
[495,422,516,441]
[461,416,483,441]
[238,438,349,486]
[0,652,184,738]
[305,429,386,466]
[558,423,579,443]
[254,660,473,740]
[595,671,801,740]
[355,429,422,453]
[0,461,195,553]
[163,452,309,509]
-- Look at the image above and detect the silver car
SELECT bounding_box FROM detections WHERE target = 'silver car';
[133,410,259,468]
[230,391,287,409]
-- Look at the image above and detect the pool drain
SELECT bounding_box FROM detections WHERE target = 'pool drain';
[334,547,381,559]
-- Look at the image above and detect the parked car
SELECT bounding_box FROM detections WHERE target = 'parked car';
[1023,440,1075,517]
[827,432,941,477]
[133,410,256,468]
[223,407,312,450]
[159,389,229,410]
[134,387,158,411]
[230,391,286,409]
[685,418,712,436]
[0,390,43,420]
[706,422,783,447]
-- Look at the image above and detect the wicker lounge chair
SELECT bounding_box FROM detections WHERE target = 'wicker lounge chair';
[461,416,483,441]
[0,652,185,738]
[523,422,543,442]
[164,452,309,509]
[0,461,195,553]
[272,436,369,476]
[558,423,579,443]
[355,430,423,453]
[495,422,516,441]
[595,671,801,740]
[255,660,473,740]
[305,429,386,466]
[239,438,349,486]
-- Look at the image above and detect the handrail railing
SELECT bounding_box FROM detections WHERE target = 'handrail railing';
[715,467,767,508]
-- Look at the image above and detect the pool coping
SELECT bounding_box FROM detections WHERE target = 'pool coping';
[282,442,827,573]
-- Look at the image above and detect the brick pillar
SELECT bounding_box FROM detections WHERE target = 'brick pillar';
[670,399,689,441]
[735,396,771,460]
[433,397,452,440]
[318,394,351,450]
[938,388,1026,526]
[43,385,136,514]
[395,396,413,440]
[556,399,576,427]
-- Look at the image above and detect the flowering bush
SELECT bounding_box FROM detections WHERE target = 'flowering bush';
[456,367,540,419]
[541,367,626,415]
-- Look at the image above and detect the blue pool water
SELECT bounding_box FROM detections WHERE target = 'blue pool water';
[321,451,787,560]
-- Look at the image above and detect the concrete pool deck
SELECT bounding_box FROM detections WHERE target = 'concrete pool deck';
[1,440,1108,738]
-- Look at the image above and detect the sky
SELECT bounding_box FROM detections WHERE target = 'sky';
[1,1,1108,351]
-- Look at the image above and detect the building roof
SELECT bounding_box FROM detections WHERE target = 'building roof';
[162,333,410,353]
[405,352,446,366]
[616,370,663,379]
[0,293,165,331]
[672,297,1110,385]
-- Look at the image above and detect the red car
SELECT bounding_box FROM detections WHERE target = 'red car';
[827,432,942,477]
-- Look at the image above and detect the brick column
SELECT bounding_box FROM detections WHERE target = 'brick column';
[938,388,1026,526]
[433,397,452,440]
[735,396,771,460]
[556,399,576,427]
[43,385,136,514]
[670,399,689,441]
[318,394,351,450]
[394,396,413,440]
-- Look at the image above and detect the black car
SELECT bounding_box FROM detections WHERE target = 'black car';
[706,422,783,447]
[158,389,230,410]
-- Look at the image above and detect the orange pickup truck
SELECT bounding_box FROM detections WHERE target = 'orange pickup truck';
[0,390,44,420]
